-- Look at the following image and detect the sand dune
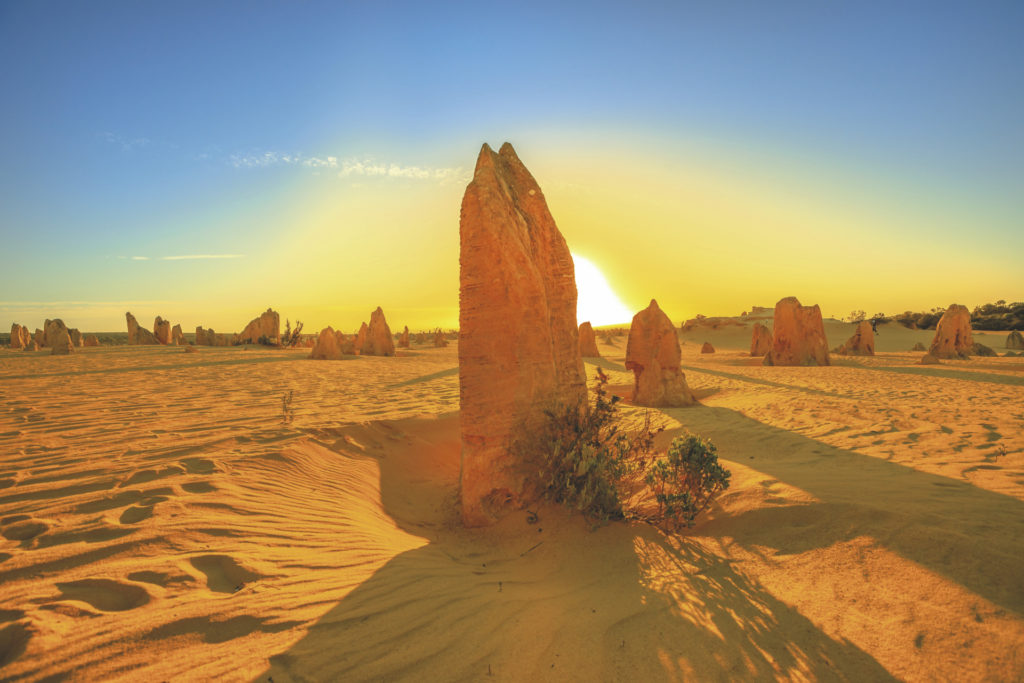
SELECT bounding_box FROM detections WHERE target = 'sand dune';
[2,336,1022,680]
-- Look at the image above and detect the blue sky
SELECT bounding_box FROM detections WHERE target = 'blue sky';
[1,1,1021,331]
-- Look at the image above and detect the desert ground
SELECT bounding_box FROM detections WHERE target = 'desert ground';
[1,320,1022,681]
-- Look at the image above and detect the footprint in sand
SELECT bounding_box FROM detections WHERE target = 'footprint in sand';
[1,517,49,542]
[0,620,33,667]
[53,578,151,612]
[189,554,261,594]
[180,457,219,475]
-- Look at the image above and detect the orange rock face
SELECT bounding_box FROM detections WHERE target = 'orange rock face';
[750,322,772,356]
[919,353,941,365]
[458,142,587,527]
[398,326,410,348]
[195,327,209,345]
[928,304,974,359]
[238,308,280,345]
[34,328,44,347]
[68,328,82,347]
[84,335,100,347]
[836,321,875,356]
[171,324,184,346]
[625,299,697,406]
[578,322,600,357]
[762,297,831,367]
[310,326,344,360]
[353,323,368,354]
[9,324,29,350]
[154,316,171,345]
[126,312,159,345]
[1007,331,1024,350]
[701,342,715,354]
[361,307,395,356]
[44,319,74,355]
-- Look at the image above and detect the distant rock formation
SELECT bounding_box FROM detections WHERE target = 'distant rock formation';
[171,324,184,346]
[33,328,44,347]
[45,319,74,355]
[750,322,772,356]
[84,335,100,347]
[126,312,159,345]
[398,326,410,348]
[195,326,209,345]
[9,323,29,350]
[927,304,973,359]
[625,299,697,407]
[238,308,280,345]
[434,328,448,348]
[578,322,600,357]
[23,340,39,351]
[68,328,82,347]
[919,353,940,365]
[361,307,395,356]
[762,297,830,366]
[154,316,171,345]
[43,319,70,348]
[310,326,344,360]
[836,321,875,356]
[911,342,926,351]
[458,142,586,527]
[701,342,715,354]
[971,342,996,357]
[354,322,368,354]
[1006,331,1024,350]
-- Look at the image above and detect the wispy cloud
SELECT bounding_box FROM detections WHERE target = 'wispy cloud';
[228,150,469,184]
[99,132,151,151]
[131,256,150,261]
[160,254,244,260]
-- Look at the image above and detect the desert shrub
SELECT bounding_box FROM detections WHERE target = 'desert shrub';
[281,319,305,347]
[526,372,660,524]
[525,371,729,529]
[645,433,731,528]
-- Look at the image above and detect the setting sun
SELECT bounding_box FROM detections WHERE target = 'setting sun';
[572,253,634,327]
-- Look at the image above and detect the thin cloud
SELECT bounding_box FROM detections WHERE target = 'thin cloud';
[160,254,245,260]
[100,132,151,151]
[131,256,150,261]
[229,149,468,183]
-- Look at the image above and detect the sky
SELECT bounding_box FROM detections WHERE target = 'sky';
[1,0,1022,333]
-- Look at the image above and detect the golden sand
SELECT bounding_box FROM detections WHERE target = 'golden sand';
[1,324,1022,680]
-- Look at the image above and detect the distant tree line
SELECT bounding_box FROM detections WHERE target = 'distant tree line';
[857,300,1023,331]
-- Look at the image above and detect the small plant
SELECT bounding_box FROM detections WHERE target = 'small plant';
[281,390,295,424]
[281,320,305,348]
[645,432,731,528]
[524,372,662,524]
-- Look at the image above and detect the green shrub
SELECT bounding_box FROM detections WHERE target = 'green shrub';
[645,432,731,528]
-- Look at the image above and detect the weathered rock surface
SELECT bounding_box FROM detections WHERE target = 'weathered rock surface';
[928,304,973,359]
[310,326,344,360]
[1005,330,1024,350]
[836,321,875,356]
[361,307,395,356]
[701,342,715,354]
[23,340,40,351]
[578,322,600,357]
[919,353,941,365]
[43,319,70,348]
[750,322,772,356]
[84,335,100,347]
[434,329,448,348]
[9,324,29,349]
[126,312,159,345]
[195,327,209,346]
[68,328,82,347]
[762,297,831,366]
[398,326,410,348]
[171,324,184,346]
[238,308,280,345]
[625,299,697,407]
[354,323,368,354]
[458,142,586,527]
[971,342,996,357]
[42,319,74,355]
[34,328,44,347]
[154,317,171,345]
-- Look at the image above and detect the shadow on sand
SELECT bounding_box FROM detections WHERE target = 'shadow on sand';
[259,415,896,681]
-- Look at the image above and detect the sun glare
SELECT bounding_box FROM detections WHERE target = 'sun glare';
[572,253,634,327]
